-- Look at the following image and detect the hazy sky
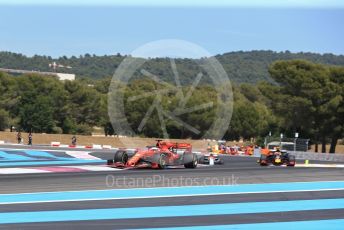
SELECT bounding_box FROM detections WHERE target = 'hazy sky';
[0,0,343,57]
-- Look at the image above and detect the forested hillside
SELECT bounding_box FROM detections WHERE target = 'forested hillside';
[1,51,344,84]
[0,59,343,152]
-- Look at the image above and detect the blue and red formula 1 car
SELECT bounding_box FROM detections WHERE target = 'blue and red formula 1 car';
[258,148,296,167]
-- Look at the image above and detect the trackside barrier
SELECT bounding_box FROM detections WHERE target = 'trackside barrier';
[292,151,344,163]
[92,144,102,149]
[50,141,60,147]
[0,140,5,144]
[49,143,116,150]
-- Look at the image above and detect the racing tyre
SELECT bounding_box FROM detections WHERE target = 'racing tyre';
[259,154,268,166]
[198,156,205,164]
[184,152,198,168]
[287,155,296,167]
[114,150,129,164]
[153,154,167,169]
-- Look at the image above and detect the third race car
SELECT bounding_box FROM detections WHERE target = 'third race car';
[258,147,296,166]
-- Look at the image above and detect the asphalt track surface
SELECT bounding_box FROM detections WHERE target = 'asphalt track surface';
[1,144,344,229]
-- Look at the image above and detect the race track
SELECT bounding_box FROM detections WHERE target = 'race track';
[0,144,343,229]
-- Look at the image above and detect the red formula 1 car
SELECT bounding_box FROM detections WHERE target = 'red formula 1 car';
[107,140,198,169]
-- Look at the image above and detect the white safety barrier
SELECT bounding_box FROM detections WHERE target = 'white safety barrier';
[48,143,138,151]
[0,140,5,144]
[92,144,102,149]
[292,151,344,162]
[51,141,60,147]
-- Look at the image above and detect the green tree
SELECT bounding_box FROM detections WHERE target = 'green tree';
[19,93,55,133]
[0,109,10,131]
[266,60,341,152]
[327,66,344,153]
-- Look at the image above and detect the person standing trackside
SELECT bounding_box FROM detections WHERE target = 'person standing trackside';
[17,131,22,144]
[28,132,32,145]
[71,135,77,146]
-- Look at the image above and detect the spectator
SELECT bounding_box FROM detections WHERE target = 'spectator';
[71,136,77,146]
[253,145,261,156]
[261,146,270,155]
[17,131,22,144]
[207,143,212,152]
[28,132,32,145]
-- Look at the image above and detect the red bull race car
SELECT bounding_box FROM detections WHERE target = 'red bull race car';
[107,140,198,169]
[259,148,296,166]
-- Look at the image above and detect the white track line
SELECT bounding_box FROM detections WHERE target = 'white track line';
[2,188,344,205]
[59,165,123,171]
[0,168,51,174]
[296,163,344,168]
[63,151,101,160]
[0,165,123,174]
